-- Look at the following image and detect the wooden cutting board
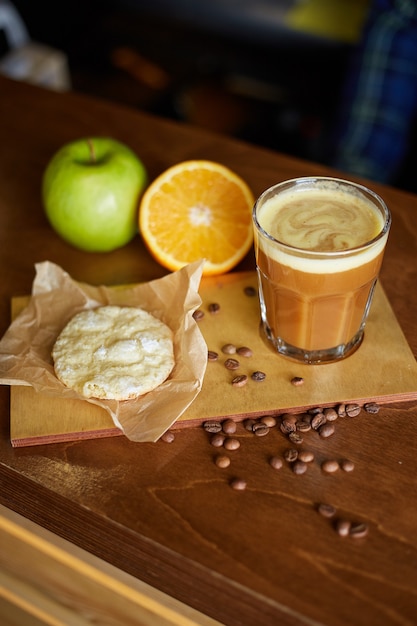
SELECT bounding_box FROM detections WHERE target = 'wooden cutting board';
[10,272,417,446]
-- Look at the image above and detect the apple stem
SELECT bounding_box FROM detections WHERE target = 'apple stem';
[87,138,96,163]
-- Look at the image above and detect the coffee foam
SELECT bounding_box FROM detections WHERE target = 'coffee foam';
[255,187,388,274]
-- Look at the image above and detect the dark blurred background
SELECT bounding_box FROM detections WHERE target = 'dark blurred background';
[2,0,417,192]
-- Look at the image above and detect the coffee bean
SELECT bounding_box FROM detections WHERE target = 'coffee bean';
[308,407,323,415]
[251,370,266,382]
[243,418,256,431]
[291,376,304,386]
[296,420,311,433]
[346,403,361,417]
[232,374,248,387]
[337,404,347,417]
[321,459,340,473]
[284,448,298,462]
[161,431,175,443]
[192,309,205,321]
[204,420,222,433]
[252,422,269,436]
[236,346,253,358]
[335,518,351,537]
[298,450,314,463]
[280,415,297,434]
[311,413,327,430]
[269,456,283,470]
[260,415,277,428]
[208,302,220,314]
[280,421,296,435]
[224,358,240,370]
[282,413,297,423]
[208,350,219,362]
[210,433,226,447]
[289,431,303,444]
[244,286,257,297]
[349,522,369,539]
[224,437,241,451]
[364,402,380,414]
[222,343,236,354]
[317,503,337,518]
[215,454,231,469]
[323,407,338,422]
[341,459,355,472]
[222,419,236,435]
[230,478,247,490]
[292,460,308,474]
[318,423,335,438]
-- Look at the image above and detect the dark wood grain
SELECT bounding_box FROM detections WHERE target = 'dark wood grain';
[1,75,417,626]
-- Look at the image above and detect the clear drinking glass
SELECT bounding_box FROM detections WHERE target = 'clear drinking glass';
[253,177,391,364]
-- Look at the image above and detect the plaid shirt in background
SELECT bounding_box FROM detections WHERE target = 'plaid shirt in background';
[332,0,417,185]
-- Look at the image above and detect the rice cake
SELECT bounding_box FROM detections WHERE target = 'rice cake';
[52,305,174,400]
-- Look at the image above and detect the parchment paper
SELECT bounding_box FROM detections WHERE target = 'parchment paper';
[0,260,207,441]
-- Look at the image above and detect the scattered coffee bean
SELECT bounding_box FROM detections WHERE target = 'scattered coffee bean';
[232,374,248,387]
[318,423,335,438]
[210,433,226,447]
[308,407,323,415]
[335,518,351,537]
[269,456,283,470]
[364,402,380,414]
[292,460,308,475]
[337,404,347,417]
[244,286,257,297]
[321,459,340,473]
[341,459,355,472]
[296,420,311,433]
[280,420,296,435]
[204,420,222,433]
[236,346,253,358]
[291,376,304,386]
[208,302,221,314]
[208,350,219,362]
[222,419,237,435]
[311,413,327,430]
[349,522,369,539]
[346,403,361,417]
[280,415,297,434]
[323,407,338,422]
[215,454,231,469]
[260,415,277,428]
[251,370,266,382]
[192,309,205,321]
[224,358,240,370]
[252,422,269,436]
[317,503,337,518]
[230,478,247,491]
[243,418,256,431]
[224,437,241,451]
[298,450,314,463]
[161,431,175,443]
[222,343,236,354]
[289,431,303,444]
[284,448,298,462]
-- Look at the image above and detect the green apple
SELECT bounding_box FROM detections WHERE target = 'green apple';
[42,137,147,252]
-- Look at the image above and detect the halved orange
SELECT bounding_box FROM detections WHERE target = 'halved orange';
[139,160,255,275]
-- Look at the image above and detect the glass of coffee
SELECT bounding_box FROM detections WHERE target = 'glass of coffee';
[253,177,391,364]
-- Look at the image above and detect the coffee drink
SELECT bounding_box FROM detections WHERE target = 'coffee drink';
[253,177,391,363]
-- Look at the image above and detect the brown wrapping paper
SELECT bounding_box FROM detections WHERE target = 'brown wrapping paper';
[0,261,207,441]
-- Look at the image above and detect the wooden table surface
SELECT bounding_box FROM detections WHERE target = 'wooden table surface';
[1,75,417,626]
